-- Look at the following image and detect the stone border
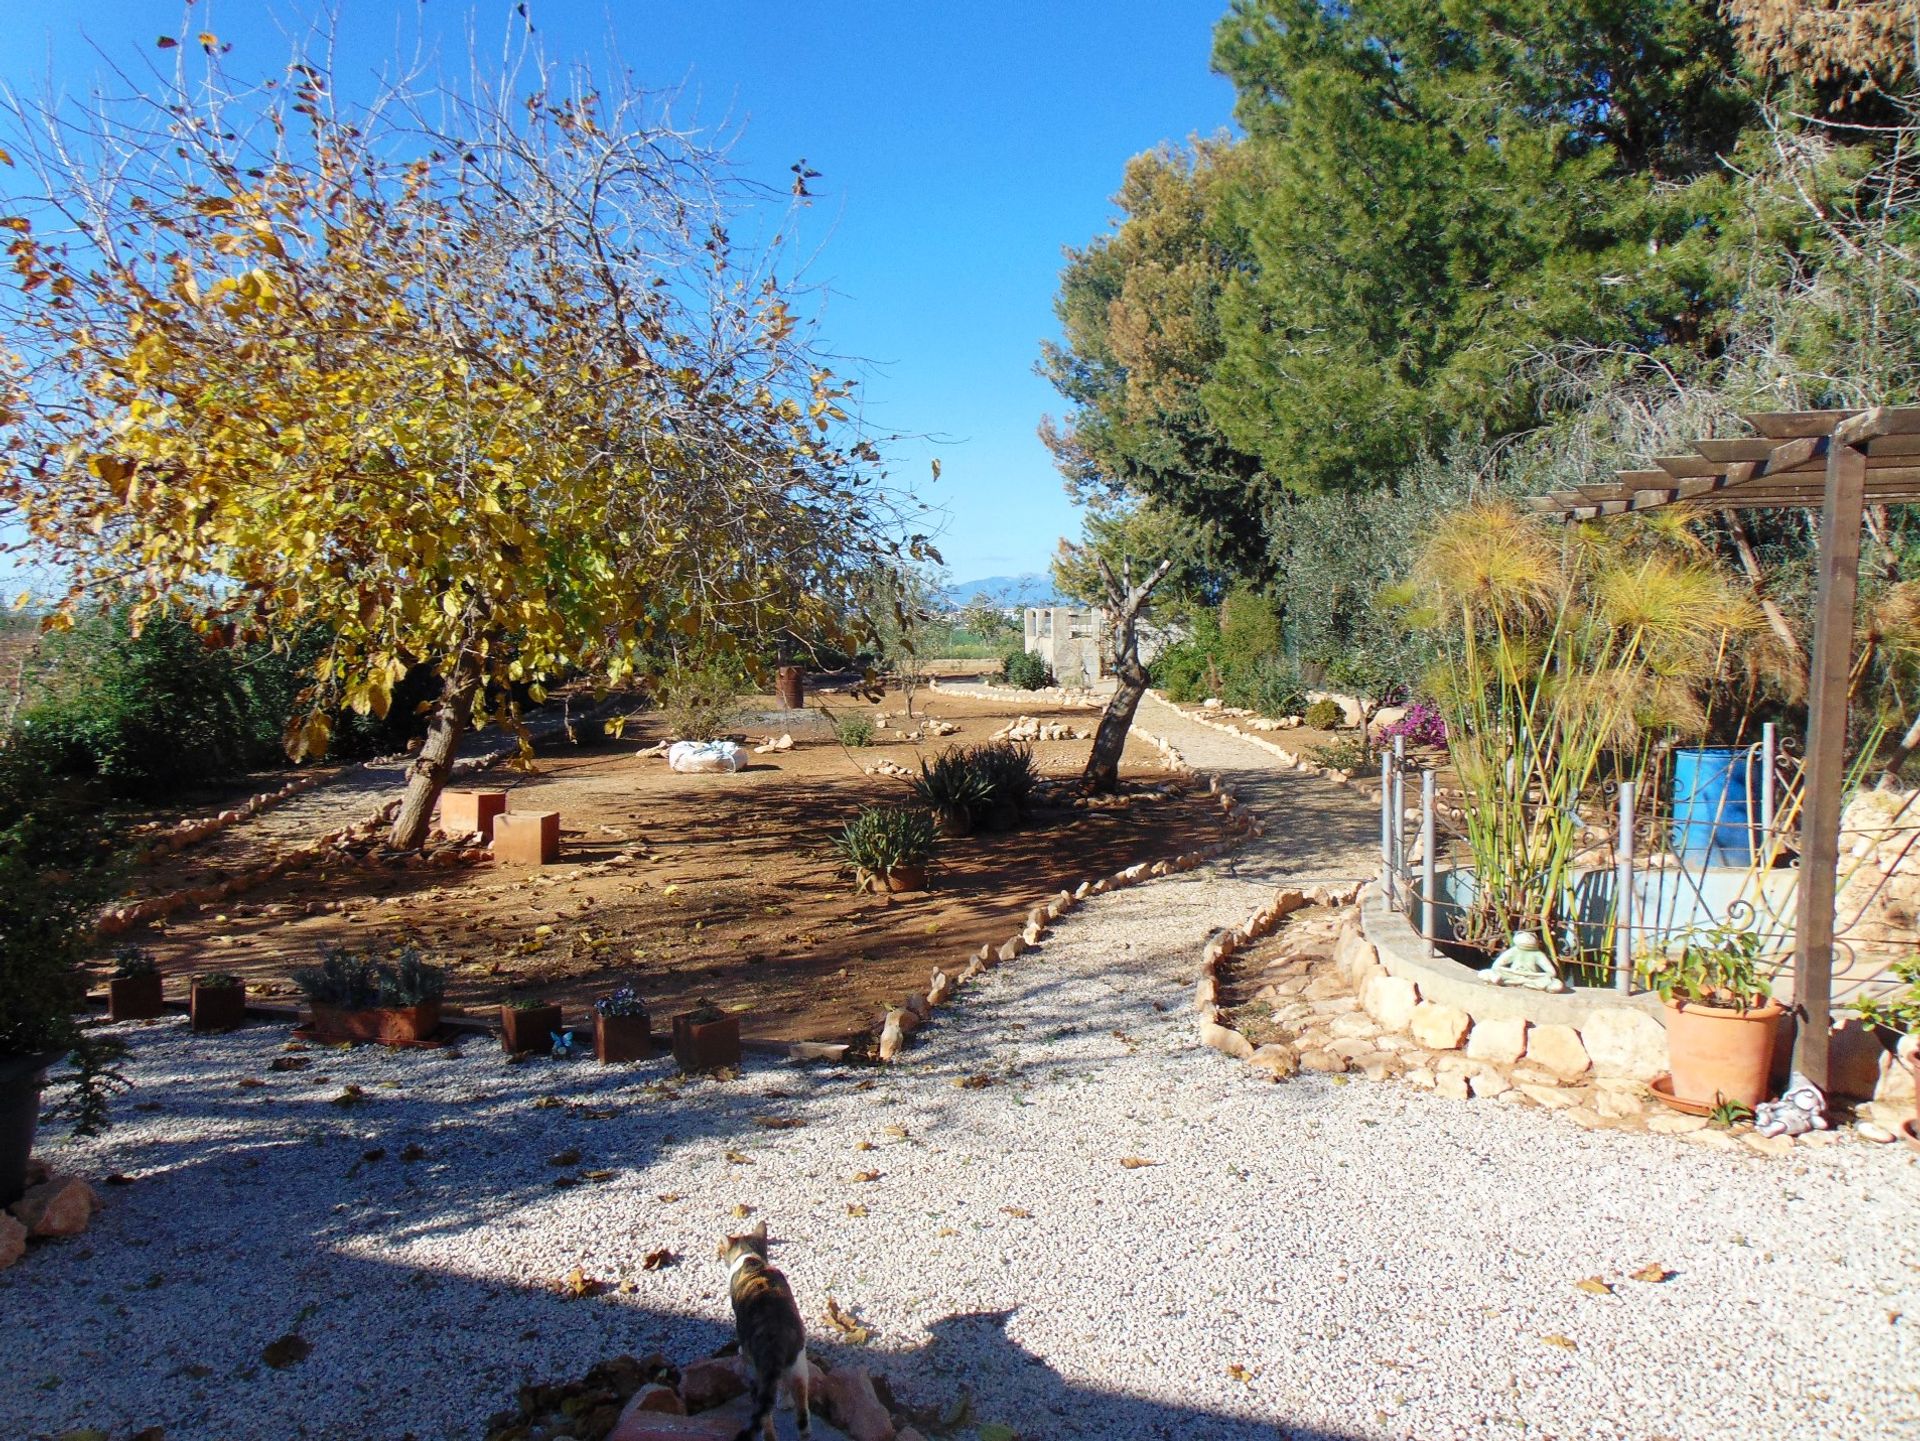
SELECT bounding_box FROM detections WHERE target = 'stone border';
[1194,883,1365,1078]
[1141,690,1392,798]
[128,772,333,866]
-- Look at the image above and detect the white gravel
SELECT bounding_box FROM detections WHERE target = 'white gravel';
[8,706,1918,1441]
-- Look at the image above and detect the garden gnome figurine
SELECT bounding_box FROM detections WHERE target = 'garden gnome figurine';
[1753,1072,1828,1138]
[1487,930,1568,993]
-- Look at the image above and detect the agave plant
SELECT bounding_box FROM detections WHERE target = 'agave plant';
[910,746,994,835]
[968,741,1039,828]
[1400,503,1760,959]
[832,806,938,884]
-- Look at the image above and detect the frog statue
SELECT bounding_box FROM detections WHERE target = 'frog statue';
[1486,930,1569,993]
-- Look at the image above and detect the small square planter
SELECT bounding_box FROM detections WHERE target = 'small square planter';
[595,1011,655,1064]
[501,1003,564,1055]
[190,981,247,1034]
[108,972,165,1022]
[310,1000,443,1046]
[672,1012,741,1073]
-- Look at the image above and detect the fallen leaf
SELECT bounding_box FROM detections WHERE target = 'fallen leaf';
[1226,1362,1257,1384]
[532,1095,564,1109]
[726,1150,755,1165]
[1001,1206,1032,1219]
[329,1085,367,1108]
[657,1192,684,1203]
[755,1115,805,1130]
[102,1173,135,1187]
[846,1203,868,1217]
[882,1124,910,1139]
[731,1203,754,1218]
[557,1265,602,1300]
[1629,1263,1675,1283]
[237,1077,266,1089]
[582,1168,615,1182]
[268,1057,309,1072]
[552,1175,580,1189]
[1541,1334,1578,1350]
[1573,1277,1615,1297]
[261,1334,312,1368]
[1119,1156,1159,1169]
[400,1143,426,1163]
[642,1248,676,1271]
[954,1074,995,1090]
[824,1296,871,1344]
[547,1148,582,1167]
[850,1169,880,1183]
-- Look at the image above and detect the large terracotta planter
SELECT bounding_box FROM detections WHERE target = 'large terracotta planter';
[0,1050,62,1207]
[190,982,247,1034]
[501,1003,563,1055]
[883,863,929,894]
[107,972,164,1022]
[595,1011,654,1064]
[309,1000,442,1046]
[672,1013,741,1073]
[1664,998,1783,1109]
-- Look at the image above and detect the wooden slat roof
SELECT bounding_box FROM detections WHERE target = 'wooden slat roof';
[1530,407,1920,519]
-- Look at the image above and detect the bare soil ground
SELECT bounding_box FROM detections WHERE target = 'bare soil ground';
[107,687,1222,1045]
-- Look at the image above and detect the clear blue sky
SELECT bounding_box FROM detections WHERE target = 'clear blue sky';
[0,1,1237,588]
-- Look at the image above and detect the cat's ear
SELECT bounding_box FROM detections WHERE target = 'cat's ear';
[751,1218,768,1243]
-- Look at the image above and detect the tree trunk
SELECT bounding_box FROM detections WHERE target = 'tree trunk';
[1878,711,1920,791]
[389,657,482,849]
[1725,511,1808,699]
[1081,553,1175,794]
[1084,658,1148,793]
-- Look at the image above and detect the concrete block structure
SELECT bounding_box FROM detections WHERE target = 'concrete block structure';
[492,810,560,865]
[440,789,508,842]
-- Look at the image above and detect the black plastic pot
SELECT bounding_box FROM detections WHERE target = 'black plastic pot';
[0,1050,64,1207]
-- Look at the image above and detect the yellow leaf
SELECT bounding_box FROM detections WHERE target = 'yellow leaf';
[1541,1334,1577,1350]
[1629,1263,1675,1283]
[1573,1277,1614,1297]
[1119,1156,1159,1169]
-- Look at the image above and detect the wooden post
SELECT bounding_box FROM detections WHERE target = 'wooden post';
[1792,434,1868,1090]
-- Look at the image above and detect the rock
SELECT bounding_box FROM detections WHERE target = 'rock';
[1464,1016,1529,1067]
[1435,1071,1471,1101]
[927,969,954,1007]
[1248,1043,1299,1079]
[877,1011,908,1063]
[1517,1083,1577,1110]
[629,1383,686,1415]
[1563,1105,1610,1130]
[1468,1069,1512,1100]
[0,1212,25,1270]
[1856,1122,1897,1144]
[818,1365,895,1441]
[1681,1127,1743,1151]
[608,1407,741,1440]
[1408,1002,1471,1052]
[1368,705,1408,736]
[997,938,1025,963]
[1579,1008,1669,1079]
[1326,1012,1381,1042]
[1299,1048,1348,1074]
[678,1356,748,1413]
[1524,1024,1591,1080]
[1743,1132,1794,1158]
[1361,974,1420,1033]
[1403,1066,1436,1090]
[1358,1053,1406,1083]
[1646,1112,1708,1134]
[1199,1020,1255,1061]
[1327,1037,1380,1061]
[1303,972,1348,1002]
[8,1177,95,1238]
[1592,1087,1644,1120]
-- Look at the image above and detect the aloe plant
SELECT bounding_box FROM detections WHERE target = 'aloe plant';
[832,806,937,880]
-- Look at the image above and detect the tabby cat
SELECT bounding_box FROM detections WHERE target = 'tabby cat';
[718,1219,811,1440]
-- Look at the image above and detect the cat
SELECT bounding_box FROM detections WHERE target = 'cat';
[718,1219,811,1441]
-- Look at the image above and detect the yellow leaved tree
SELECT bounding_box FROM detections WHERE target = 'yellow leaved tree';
[0,37,924,846]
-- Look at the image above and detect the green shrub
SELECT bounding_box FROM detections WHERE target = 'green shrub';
[1001,650,1052,690]
[832,806,938,879]
[1222,653,1305,716]
[0,730,127,1132]
[835,714,876,748]
[969,741,1039,827]
[656,652,748,741]
[910,746,994,834]
[1307,736,1373,772]
[1303,698,1344,731]
[293,944,446,1010]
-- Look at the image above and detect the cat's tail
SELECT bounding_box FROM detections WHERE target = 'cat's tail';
[732,1367,781,1441]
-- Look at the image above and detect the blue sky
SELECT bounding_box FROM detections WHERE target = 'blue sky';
[0,1,1237,587]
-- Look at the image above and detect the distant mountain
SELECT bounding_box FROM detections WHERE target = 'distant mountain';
[938,573,1067,609]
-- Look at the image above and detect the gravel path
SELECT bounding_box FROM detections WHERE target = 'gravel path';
[9,703,1917,1441]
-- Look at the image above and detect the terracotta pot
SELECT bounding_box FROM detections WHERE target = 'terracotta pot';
[501,1003,563,1055]
[190,982,247,1034]
[672,1013,741,1073]
[1664,998,1783,1109]
[594,1011,655,1064]
[107,972,164,1022]
[309,1000,442,1046]
[883,863,929,894]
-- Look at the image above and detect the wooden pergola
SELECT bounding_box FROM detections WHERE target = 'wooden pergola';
[1530,406,1920,1092]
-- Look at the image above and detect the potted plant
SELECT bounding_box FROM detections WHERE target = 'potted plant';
[672,997,741,1073]
[1853,955,1920,1138]
[501,997,564,1055]
[106,946,165,1022]
[832,805,938,893]
[594,986,654,1064]
[190,972,248,1033]
[0,736,128,1202]
[1638,923,1784,1109]
[293,945,446,1045]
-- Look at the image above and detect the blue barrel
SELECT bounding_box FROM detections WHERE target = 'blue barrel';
[1670,746,1758,866]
